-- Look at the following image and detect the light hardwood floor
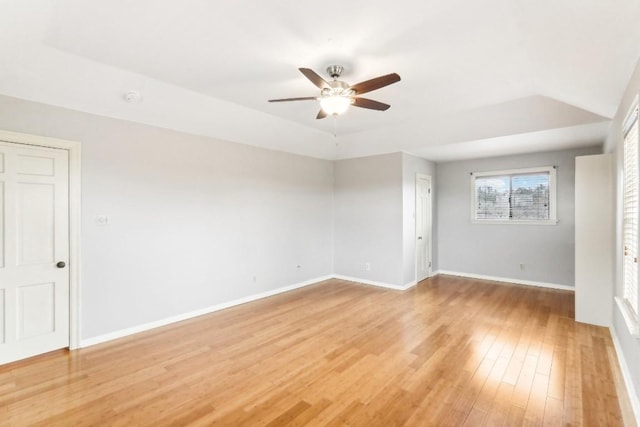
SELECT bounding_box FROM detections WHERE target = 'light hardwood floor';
[0,275,635,426]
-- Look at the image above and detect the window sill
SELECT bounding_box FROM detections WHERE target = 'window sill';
[615,297,640,338]
[471,219,559,226]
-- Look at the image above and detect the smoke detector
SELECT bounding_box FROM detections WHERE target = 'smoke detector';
[124,91,141,103]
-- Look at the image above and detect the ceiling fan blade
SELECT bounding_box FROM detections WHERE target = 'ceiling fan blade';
[352,97,391,111]
[299,68,331,89]
[316,109,328,119]
[350,73,401,95]
[268,97,317,102]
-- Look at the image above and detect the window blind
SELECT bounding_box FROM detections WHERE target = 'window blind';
[474,172,550,221]
[623,104,639,316]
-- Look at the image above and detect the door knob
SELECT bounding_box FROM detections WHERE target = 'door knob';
[56,261,66,268]
[417,236,423,240]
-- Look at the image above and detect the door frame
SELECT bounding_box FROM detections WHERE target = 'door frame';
[415,173,433,281]
[0,129,81,350]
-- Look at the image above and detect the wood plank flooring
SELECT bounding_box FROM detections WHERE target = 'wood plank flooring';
[0,275,635,426]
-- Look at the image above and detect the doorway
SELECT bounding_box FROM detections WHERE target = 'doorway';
[416,174,432,282]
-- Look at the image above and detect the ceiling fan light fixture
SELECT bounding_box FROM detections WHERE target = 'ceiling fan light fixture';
[319,95,351,116]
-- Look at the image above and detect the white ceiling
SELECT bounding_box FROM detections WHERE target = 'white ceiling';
[1,0,639,161]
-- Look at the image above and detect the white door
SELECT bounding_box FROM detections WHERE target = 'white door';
[0,141,69,365]
[416,175,431,282]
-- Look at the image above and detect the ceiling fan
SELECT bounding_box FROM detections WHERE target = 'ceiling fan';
[268,65,401,119]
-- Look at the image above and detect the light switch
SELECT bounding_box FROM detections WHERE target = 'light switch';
[96,215,110,226]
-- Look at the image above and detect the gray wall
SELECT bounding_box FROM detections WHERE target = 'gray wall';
[605,55,640,404]
[0,95,334,340]
[402,153,437,284]
[333,153,438,287]
[437,146,600,286]
[333,153,404,286]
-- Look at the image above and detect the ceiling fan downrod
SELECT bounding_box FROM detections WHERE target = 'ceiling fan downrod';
[326,65,344,80]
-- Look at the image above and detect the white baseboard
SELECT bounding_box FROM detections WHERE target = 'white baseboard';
[80,275,333,348]
[332,274,417,291]
[610,326,640,424]
[403,280,418,290]
[435,270,575,292]
[79,271,568,349]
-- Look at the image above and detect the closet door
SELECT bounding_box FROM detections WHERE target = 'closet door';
[0,141,70,365]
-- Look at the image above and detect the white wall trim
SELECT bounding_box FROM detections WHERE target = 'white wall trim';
[0,129,82,350]
[435,270,575,291]
[403,280,418,289]
[615,297,640,337]
[80,275,332,348]
[610,326,640,424]
[332,274,417,291]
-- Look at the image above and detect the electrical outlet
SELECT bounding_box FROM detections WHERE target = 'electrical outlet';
[520,263,525,270]
[252,275,257,282]
[96,215,110,226]
[365,262,371,271]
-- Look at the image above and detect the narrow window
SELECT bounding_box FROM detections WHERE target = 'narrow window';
[623,102,639,317]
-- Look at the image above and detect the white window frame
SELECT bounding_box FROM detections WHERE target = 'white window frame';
[470,166,558,225]
[616,96,640,337]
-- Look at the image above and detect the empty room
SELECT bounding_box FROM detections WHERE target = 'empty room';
[1,0,640,425]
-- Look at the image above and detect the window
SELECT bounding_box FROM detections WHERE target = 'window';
[622,100,639,321]
[471,166,557,224]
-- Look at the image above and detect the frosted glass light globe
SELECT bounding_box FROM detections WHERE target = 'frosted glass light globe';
[320,95,351,115]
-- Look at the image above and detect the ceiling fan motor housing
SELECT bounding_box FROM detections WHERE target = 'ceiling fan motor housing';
[322,80,353,97]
